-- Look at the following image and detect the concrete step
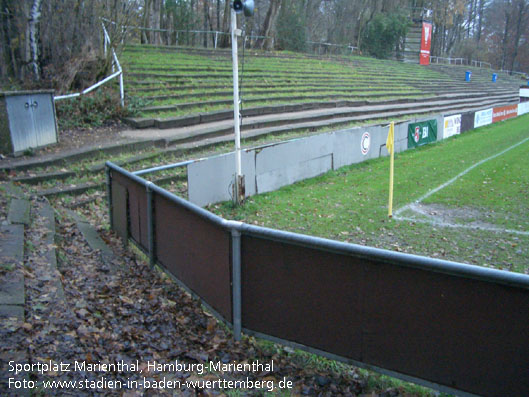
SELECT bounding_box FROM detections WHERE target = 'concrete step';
[12,170,76,185]
[0,194,28,392]
[125,92,518,139]
[7,198,31,225]
[0,224,25,314]
[64,210,119,273]
[126,90,518,129]
[120,94,518,149]
[31,201,66,304]
[0,139,164,173]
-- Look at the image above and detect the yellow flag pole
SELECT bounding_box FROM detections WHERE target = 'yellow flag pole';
[387,122,395,217]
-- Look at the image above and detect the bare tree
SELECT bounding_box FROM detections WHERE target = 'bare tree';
[475,0,485,42]
[27,0,42,80]
[509,0,527,71]
[257,0,282,50]
[500,0,512,69]
[219,0,231,47]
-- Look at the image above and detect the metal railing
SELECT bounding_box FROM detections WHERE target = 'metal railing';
[429,56,492,69]
[103,18,364,56]
[106,158,529,397]
[54,21,124,107]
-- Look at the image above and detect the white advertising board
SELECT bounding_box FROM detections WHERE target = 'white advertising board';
[443,114,461,139]
[474,108,493,128]
[518,102,529,116]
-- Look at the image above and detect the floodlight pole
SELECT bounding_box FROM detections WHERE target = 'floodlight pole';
[231,8,244,205]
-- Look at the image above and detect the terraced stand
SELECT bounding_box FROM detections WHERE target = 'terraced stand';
[0,44,523,200]
[122,45,521,141]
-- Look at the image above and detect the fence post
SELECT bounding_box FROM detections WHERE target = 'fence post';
[231,227,242,341]
[119,72,124,107]
[146,182,155,267]
[106,166,113,230]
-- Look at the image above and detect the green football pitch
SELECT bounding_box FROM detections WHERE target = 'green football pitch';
[213,113,529,274]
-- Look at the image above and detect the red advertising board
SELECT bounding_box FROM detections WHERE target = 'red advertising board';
[492,104,518,122]
[420,22,432,65]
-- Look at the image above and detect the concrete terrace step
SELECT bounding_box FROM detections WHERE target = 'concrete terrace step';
[7,198,31,225]
[0,183,27,319]
[122,95,518,146]
[65,210,119,273]
[0,221,28,393]
[125,91,519,130]
[141,87,515,107]
[139,88,424,106]
[32,201,66,304]
[0,138,164,172]
[0,224,25,315]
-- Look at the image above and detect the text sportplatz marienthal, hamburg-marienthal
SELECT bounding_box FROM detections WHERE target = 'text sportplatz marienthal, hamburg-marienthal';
[7,359,294,392]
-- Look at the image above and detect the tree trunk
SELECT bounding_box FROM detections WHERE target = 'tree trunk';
[219,0,231,47]
[151,0,161,45]
[476,0,484,42]
[1,0,16,78]
[466,0,474,38]
[203,0,209,48]
[190,0,195,46]
[142,0,151,44]
[258,0,283,50]
[217,0,220,31]
[27,0,42,81]
[509,0,526,72]
[500,1,512,70]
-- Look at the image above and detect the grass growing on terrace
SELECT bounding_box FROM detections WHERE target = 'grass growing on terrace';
[212,114,529,274]
[120,45,458,120]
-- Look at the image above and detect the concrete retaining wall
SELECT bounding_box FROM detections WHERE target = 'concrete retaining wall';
[186,105,524,207]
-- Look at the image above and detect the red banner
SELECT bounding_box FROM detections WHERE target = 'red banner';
[420,22,432,65]
[492,104,518,123]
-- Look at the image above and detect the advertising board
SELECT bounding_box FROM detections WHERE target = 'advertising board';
[474,108,493,128]
[518,102,529,115]
[408,119,437,148]
[492,104,518,123]
[420,22,432,66]
[443,114,461,139]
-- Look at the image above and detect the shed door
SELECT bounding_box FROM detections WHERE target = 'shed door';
[5,95,37,152]
[31,93,57,147]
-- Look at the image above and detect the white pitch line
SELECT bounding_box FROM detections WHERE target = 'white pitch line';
[394,135,529,218]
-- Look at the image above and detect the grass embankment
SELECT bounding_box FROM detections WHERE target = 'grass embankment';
[212,114,529,274]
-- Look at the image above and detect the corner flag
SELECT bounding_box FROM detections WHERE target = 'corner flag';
[386,121,394,155]
[387,122,395,217]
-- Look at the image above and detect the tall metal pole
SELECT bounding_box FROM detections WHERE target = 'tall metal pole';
[231,8,243,204]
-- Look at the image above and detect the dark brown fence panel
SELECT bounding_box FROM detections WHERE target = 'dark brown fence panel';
[154,193,232,321]
[361,259,529,396]
[241,235,529,397]
[110,175,128,241]
[461,111,475,133]
[111,170,148,250]
[241,235,364,359]
[128,180,148,250]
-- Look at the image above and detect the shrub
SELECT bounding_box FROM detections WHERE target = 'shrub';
[55,87,129,130]
[276,3,307,52]
[361,13,409,59]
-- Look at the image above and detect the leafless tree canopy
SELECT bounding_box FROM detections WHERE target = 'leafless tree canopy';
[1,0,528,87]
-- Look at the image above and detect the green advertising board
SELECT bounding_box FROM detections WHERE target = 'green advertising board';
[408,119,437,148]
